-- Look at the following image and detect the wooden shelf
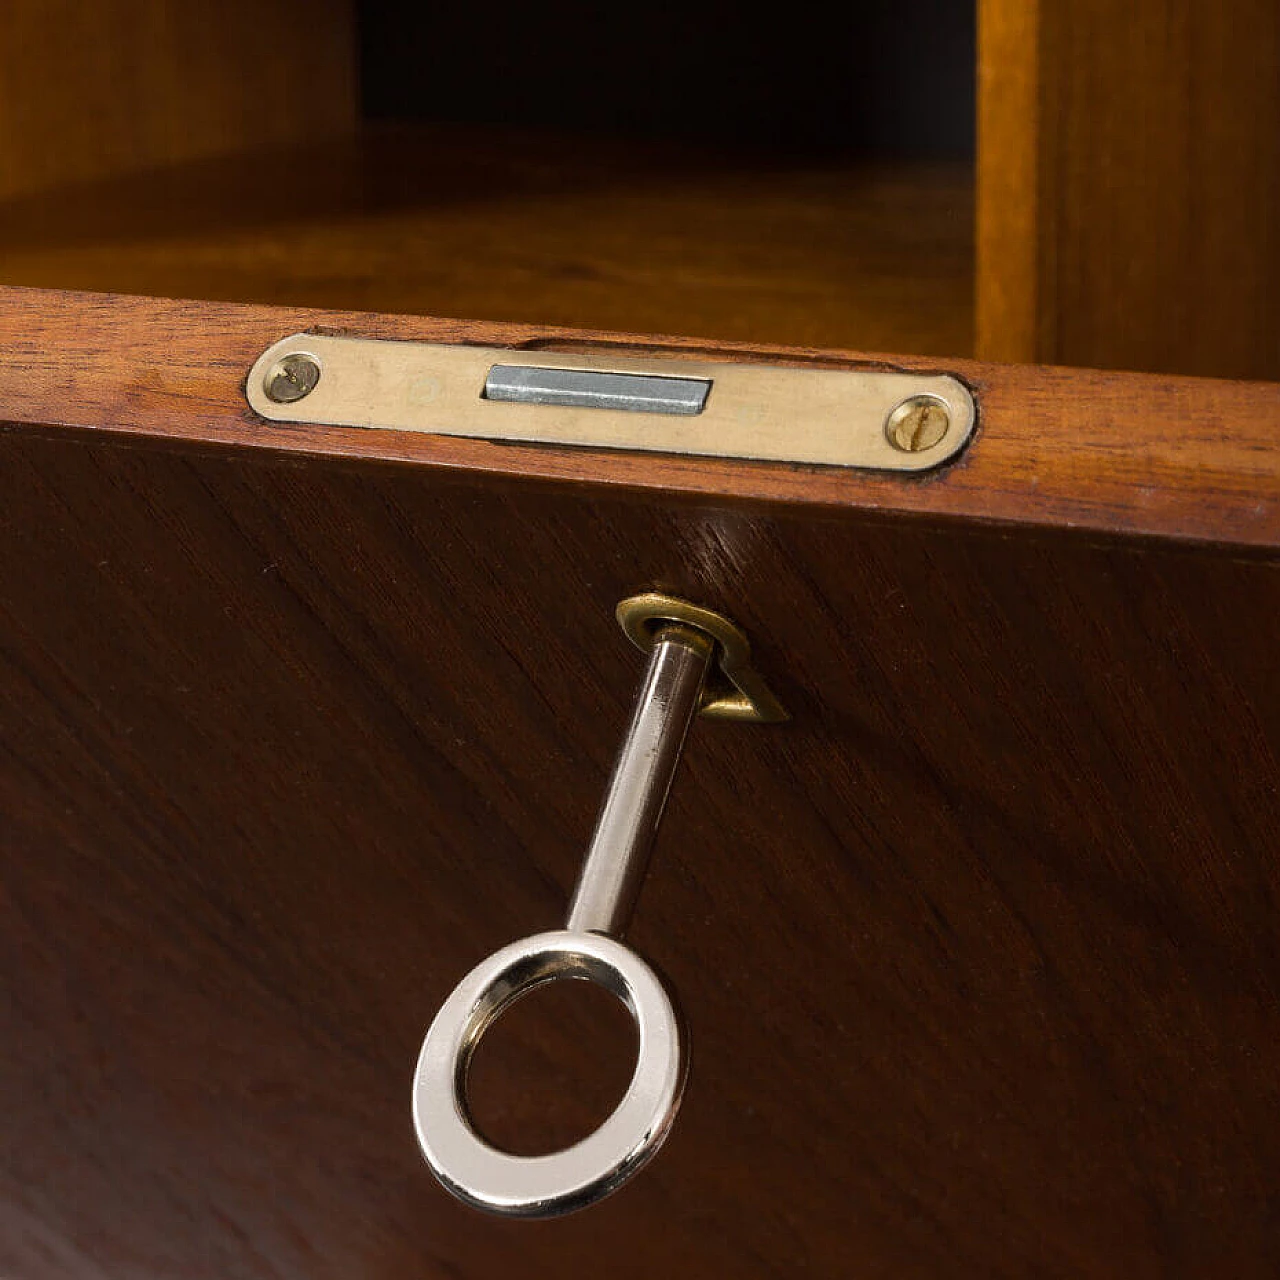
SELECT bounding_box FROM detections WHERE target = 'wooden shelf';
[0,125,974,357]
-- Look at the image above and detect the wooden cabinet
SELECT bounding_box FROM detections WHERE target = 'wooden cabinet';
[1,3,1277,1277]
[3,0,1277,379]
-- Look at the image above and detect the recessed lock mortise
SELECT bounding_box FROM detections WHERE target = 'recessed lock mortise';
[247,334,976,472]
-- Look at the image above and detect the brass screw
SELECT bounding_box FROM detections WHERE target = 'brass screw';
[884,395,950,452]
[264,352,321,404]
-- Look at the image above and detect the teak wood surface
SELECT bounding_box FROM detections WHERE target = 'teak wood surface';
[0,128,975,362]
[977,0,1280,381]
[0,0,355,203]
[1,288,1278,1278]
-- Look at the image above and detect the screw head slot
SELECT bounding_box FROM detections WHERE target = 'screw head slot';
[263,352,321,404]
[884,394,951,453]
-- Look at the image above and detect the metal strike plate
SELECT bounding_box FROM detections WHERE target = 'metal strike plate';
[247,334,976,472]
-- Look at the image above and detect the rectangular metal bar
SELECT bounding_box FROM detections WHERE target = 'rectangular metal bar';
[484,365,710,416]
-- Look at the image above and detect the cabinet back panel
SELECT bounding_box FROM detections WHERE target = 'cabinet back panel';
[359,0,976,157]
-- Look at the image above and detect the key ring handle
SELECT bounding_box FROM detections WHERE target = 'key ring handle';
[412,929,685,1217]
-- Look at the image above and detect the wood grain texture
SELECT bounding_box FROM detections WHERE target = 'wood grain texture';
[975,0,1040,364]
[0,418,1277,1278]
[0,288,1274,548]
[976,0,1280,380]
[0,0,356,202]
[0,126,974,358]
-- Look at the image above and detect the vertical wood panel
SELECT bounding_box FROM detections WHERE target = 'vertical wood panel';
[0,289,1277,1277]
[975,0,1044,364]
[0,430,1277,1278]
[977,0,1280,379]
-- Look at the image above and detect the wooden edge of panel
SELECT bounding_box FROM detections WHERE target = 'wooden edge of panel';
[0,286,1275,550]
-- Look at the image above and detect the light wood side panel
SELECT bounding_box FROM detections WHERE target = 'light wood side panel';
[977,0,1280,380]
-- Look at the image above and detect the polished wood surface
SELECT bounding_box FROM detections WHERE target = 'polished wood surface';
[1,289,1278,1277]
[0,288,1274,547]
[0,126,974,358]
[977,0,1280,380]
[0,0,356,202]
[2,421,1277,1280]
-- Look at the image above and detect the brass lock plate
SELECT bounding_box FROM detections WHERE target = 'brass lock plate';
[246,334,976,472]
